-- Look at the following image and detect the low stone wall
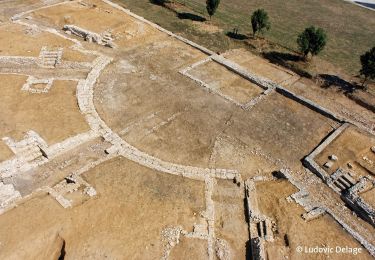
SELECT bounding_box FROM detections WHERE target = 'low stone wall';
[303,123,349,182]
[180,56,275,110]
[275,86,345,122]
[0,182,21,213]
[211,55,273,91]
[342,177,375,227]
[328,208,375,256]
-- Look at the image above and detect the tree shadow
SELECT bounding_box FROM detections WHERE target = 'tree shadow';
[149,0,161,5]
[149,0,171,6]
[263,51,312,78]
[177,12,206,22]
[318,74,358,94]
[263,51,301,63]
[226,31,248,40]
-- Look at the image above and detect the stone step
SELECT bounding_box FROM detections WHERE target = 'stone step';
[43,56,58,60]
[334,180,346,191]
[43,60,56,64]
[42,54,59,58]
[341,174,355,186]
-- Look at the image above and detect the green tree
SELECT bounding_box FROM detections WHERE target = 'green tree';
[251,9,270,36]
[297,26,327,59]
[360,47,375,87]
[206,0,220,19]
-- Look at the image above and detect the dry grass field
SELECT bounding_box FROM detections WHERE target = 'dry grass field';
[117,0,375,76]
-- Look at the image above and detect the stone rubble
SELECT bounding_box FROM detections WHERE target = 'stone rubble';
[0,182,21,213]
[324,161,334,169]
[214,238,231,260]
[48,173,98,208]
[329,154,338,161]
[161,226,182,260]
[21,76,54,94]
[63,24,115,48]
[0,130,97,178]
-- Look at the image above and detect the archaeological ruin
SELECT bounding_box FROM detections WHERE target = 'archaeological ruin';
[0,0,374,259]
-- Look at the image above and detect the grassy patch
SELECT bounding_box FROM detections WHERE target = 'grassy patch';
[116,0,374,75]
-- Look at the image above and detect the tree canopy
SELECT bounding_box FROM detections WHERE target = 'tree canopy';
[297,26,327,58]
[206,0,220,18]
[251,9,270,36]
[360,46,375,86]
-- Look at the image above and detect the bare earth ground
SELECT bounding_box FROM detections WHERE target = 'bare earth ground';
[315,125,375,177]
[0,0,374,260]
[255,180,373,260]
[188,60,264,104]
[224,49,375,132]
[0,23,93,62]
[0,157,205,259]
[0,74,90,144]
[0,142,13,162]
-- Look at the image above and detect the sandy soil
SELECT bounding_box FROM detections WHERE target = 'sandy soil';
[0,0,39,22]
[208,134,280,180]
[227,92,335,164]
[189,60,264,104]
[0,74,89,144]
[170,237,208,260]
[0,157,205,259]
